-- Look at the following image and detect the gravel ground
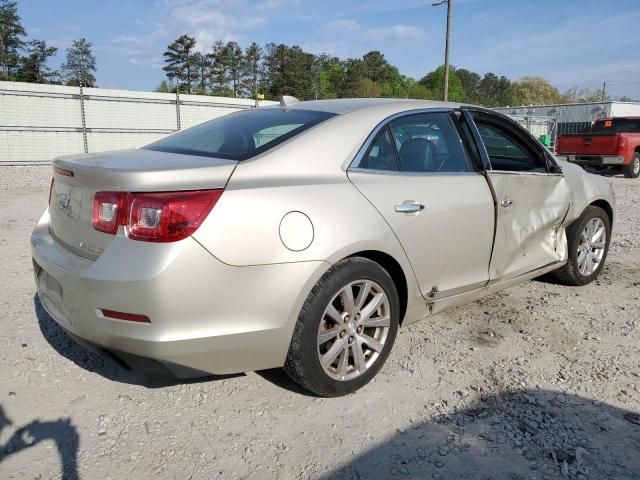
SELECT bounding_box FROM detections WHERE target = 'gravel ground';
[0,165,639,480]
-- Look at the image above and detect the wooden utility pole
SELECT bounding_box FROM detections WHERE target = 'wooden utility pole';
[433,0,452,101]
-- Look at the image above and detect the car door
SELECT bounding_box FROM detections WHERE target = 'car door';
[347,110,495,300]
[467,110,570,282]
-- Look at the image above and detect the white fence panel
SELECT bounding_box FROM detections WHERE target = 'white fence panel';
[0,81,276,164]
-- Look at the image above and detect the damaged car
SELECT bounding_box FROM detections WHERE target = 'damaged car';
[32,98,614,397]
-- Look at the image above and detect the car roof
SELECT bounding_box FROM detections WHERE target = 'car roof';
[282,98,468,115]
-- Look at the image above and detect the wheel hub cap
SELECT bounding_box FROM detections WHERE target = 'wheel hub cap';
[577,217,606,276]
[317,280,391,381]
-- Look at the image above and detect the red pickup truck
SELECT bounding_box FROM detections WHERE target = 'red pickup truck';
[556,117,640,178]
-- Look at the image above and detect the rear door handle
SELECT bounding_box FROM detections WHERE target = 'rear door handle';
[395,202,425,214]
[500,199,513,208]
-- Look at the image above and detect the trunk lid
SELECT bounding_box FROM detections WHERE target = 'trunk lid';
[49,148,237,260]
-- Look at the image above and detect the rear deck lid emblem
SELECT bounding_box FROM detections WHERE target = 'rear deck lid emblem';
[56,192,71,209]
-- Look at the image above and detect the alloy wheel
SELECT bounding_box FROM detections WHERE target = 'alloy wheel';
[577,217,607,276]
[317,280,391,381]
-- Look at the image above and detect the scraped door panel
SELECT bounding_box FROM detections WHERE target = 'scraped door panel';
[348,172,495,299]
[487,173,570,281]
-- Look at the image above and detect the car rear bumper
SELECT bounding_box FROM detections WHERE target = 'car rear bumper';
[563,155,626,166]
[31,209,328,376]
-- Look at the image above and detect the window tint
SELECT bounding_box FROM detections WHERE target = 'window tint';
[143,108,335,160]
[475,122,546,172]
[360,127,400,171]
[388,112,468,173]
[592,118,640,133]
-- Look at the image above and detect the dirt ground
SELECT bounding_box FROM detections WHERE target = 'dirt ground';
[0,166,639,480]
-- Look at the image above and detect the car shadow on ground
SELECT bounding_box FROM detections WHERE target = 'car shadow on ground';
[33,295,310,394]
[0,404,79,480]
[33,295,243,389]
[320,389,640,479]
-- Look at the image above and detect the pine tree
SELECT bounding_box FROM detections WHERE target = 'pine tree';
[162,34,197,93]
[0,0,25,80]
[16,39,58,83]
[191,51,211,94]
[241,42,262,100]
[210,40,230,96]
[225,41,243,97]
[61,38,96,87]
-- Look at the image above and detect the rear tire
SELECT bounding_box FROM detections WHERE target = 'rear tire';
[284,257,400,397]
[547,205,611,286]
[623,153,640,178]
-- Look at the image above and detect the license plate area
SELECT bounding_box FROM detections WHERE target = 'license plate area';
[34,262,70,328]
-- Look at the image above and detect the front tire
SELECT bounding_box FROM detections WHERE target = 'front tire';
[548,205,611,286]
[284,257,400,397]
[623,153,640,178]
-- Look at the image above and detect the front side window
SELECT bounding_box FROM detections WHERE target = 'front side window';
[474,120,546,172]
[388,112,469,173]
[144,108,335,160]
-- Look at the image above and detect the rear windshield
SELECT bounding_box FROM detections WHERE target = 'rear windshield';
[143,108,335,160]
[592,118,640,133]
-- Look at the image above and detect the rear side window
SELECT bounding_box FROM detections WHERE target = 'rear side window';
[144,108,335,160]
[360,127,401,171]
[592,118,640,133]
[388,112,469,173]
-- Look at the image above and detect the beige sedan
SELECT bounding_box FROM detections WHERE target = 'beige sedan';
[31,98,614,396]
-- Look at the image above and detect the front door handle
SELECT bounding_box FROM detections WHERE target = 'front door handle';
[500,198,513,208]
[395,202,425,214]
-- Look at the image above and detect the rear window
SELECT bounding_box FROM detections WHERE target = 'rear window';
[143,108,335,160]
[592,118,640,133]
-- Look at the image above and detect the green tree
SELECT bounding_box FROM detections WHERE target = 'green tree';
[210,40,231,96]
[163,34,197,93]
[340,58,365,98]
[455,68,481,103]
[361,50,396,83]
[420,66,464,102]
[155,79,175,93]
[403,77,431,99]
[241,42,262,99]
[225,41,244,97]
[0,0,25,80]
[15,39,58,83]
[476,73,513,107]
[512,76,563,105]
[280,45,314,99]
[61,38,96,87]
[190,51,211,94]
[311,54,342,99]
[358,77,382,97]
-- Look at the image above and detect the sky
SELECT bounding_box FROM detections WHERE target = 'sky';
[17,0,640,98]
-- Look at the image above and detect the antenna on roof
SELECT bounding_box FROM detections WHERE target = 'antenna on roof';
[280,95,300,108]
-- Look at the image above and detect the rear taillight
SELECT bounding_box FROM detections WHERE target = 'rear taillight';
[92,191,128,234]
[618,136,629,155]
[92,189,222,242]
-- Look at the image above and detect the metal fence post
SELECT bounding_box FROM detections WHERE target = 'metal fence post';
[176,90,181,130]
[79,83,88,153]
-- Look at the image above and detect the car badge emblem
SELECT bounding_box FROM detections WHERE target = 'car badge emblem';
[56,192,71,210]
